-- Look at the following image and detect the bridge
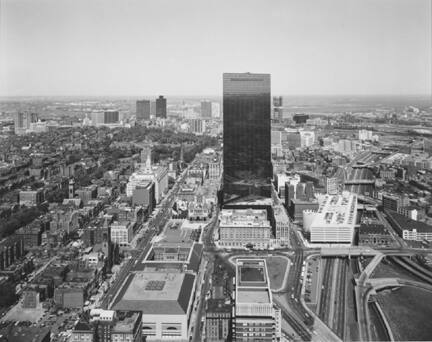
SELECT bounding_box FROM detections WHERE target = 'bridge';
[320,246,430,257]
[357,194,380,205]
[351,164,373,169]
[344,179,375,185]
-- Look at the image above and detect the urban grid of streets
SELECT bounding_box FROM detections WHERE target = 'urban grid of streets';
[95,150,432,342]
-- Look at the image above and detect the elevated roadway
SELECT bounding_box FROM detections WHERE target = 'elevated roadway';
[344,179,375,185]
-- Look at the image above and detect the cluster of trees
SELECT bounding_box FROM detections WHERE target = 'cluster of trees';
[0,205,47,238]
[0,281,17,308]
[45,187,69,204]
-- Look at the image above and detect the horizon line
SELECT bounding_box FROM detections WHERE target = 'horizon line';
[1,93,431,99]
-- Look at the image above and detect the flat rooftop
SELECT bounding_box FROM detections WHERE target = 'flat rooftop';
[122,272,182,301]
[113,312,141,333]
[237,288,271,303]
[113,271,195,315]
[239,266,266,284]
[236,259,269,287]
[313,192,357,227]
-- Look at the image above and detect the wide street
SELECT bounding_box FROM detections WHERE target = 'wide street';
[100,164,191,309]
[98,158,432,342]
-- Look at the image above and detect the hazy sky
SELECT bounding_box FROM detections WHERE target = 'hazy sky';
[0,0,430,96]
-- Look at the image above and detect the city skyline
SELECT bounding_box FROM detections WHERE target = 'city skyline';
[0,0,431,97]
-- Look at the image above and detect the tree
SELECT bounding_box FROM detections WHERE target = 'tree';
[0,281,17,308]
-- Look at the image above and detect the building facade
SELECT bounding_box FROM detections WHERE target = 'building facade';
[136,100,151,121]
[201,100,212,118]
[206,299,232,342]
[156,96,167,118]
[223,73,272,203]
[110,221,133,247]
[305,192,358,244]
[273,205,290,243]
[234,259,281,341]
[14,112,38,135]
[218,209,271,249]
[19,189,44,206]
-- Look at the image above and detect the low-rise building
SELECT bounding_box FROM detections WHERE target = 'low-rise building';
[325,176,339,195]
[382,193,409,212]
[54,285,85,309]
[218,209,272,249]
[19,189,44,206]
[131,180,155,212]
[113,271,196,341]
[112,311,143,342]
[188,200,211,221]
[0,326,50,342]
[126,166,168,204]
[70,321,95,342]
[208,157,221,179]
[16,225,43,250]
[234,259,281,341]
[358,223,394,247]
[386,210,432,242]
[110,221,133,247]
[288,199,319,223]
[206,299,232,342]
[0,235,24,270]
[273,205,290,244]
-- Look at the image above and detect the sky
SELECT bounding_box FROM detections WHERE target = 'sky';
[0,0,431,97]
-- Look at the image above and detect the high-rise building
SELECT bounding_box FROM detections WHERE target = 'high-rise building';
[150,101,156,117]
[156,95,167,118]
[104,110,119,123]
[14,112,38,135]
[190,118,206,135]
[273,96,283,121]
[212,102,221,118]
[271,130,283,145]
[136,100,151,121]
[201,100,212,118]
[223,72,272,203]
[91,110,120,126]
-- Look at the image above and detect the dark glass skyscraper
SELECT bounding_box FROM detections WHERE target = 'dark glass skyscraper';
[223,73,272,203]
[156,95,167,118]
[136,99,151,121]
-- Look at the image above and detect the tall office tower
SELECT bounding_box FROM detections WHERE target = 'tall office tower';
[150,101,156,117]
[104,110,119,123]
[14,112,38,135]
[155,95,167,118]
[273,96,283,121]
[201,100,212,118]
[223,73,272,203]
[136,100,151,121]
